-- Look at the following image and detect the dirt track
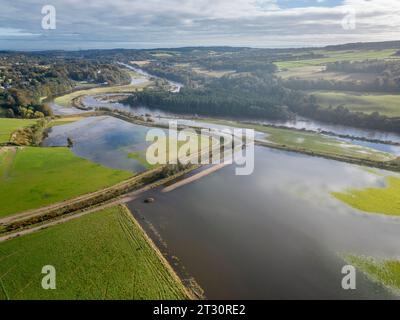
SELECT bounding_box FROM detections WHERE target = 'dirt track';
[162,163,229,193]
[0,167,163,225]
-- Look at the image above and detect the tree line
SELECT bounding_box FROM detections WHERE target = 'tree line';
[0,53,131,118]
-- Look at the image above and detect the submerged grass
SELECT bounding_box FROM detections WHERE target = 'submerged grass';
[128,135,216,169]
[198,118,394,162]
[47,116,84,128]
[128,151,156,169]
[345,254,400,294]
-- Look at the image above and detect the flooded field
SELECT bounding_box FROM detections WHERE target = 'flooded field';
[128,147,400,299]
[42,116,153,172]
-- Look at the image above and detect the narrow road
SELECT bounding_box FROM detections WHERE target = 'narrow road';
[162,163,229,193]
[0,183,152,242]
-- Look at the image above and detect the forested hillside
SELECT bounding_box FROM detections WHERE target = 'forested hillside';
[0,53,130,118]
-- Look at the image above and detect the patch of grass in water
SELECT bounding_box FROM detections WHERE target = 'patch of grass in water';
[332,176,400,216]
[344,254,400,294]
[128,135,216,168]
[47,116,84,128]
[199,117,394,162]
[128,151,156,169]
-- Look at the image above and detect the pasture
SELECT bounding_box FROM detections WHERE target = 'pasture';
[0,118,37,144]
[0,206,189,300]
[0,147,132,217]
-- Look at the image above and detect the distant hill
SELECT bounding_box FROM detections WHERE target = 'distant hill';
[325,41,400,51]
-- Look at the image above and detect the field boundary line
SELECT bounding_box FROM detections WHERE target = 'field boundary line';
[120,205,199,300]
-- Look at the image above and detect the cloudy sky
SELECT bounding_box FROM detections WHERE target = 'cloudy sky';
[0,0,400,50]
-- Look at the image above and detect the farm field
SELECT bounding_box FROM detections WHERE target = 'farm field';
[0,118,37,144]
[191,67,236,78]
[0,205,189,300]
[0,147,132,217]
[275,49,400,70]
[278,65,378,82]
[311,90,400,117]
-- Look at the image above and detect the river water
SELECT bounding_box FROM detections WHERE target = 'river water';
[259,117,400,144]
[128,147,400,299]
[42,116,152,172]
[50,63,400,149]
[118,62,183,93]
[41,114,400,298]
[44,64,400,299]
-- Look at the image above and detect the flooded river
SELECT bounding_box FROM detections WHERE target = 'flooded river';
[43,63,400,299]
[128,147,400,299]
[42,116,152,172]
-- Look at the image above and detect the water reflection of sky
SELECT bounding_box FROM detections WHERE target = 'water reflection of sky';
[51,88,400,157]
[42,116,152,172]
[339,138,400,156]
[128,147,400,299]
[50,102,83,115]
[250,148,392,209]
[260,117,400,144]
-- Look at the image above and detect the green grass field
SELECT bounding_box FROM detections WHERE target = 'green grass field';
[198,118,394,162]
[274,49,400,117]
[332,176,400,216]
[345,255,400,293]
[191,67,235,78]
[0,147,132,217]
[0,118,37,143]
[278,65,378,83]
[311,90,400,117]
[275,49,399,70]
[0,206,189,300]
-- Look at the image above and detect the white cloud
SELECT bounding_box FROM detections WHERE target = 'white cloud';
[1,0,400,49]
[0,27,39,37]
